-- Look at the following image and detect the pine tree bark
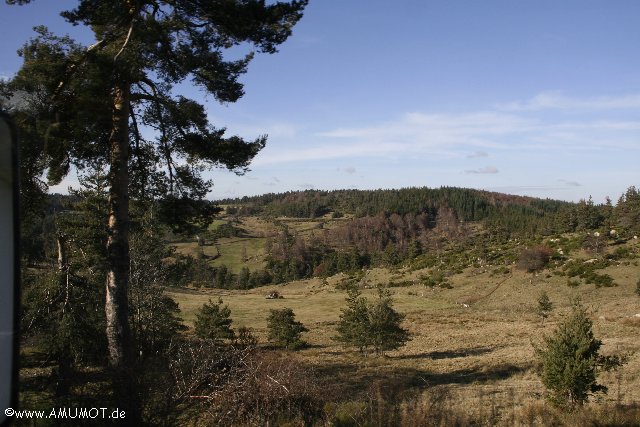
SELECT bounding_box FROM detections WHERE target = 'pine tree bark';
[105,81,139,421]
[55,234,72,397]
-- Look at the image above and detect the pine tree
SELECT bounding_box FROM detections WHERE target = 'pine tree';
[238,266,251,289]
[266,308,307,350]
[334,286,410,355]
[6,1,307,416]
[536,301,623,407]
[368,287,410,355]
[194,298,235,344]
[334,286,371,353]
[536,291,553,324]
[129,220,187,359]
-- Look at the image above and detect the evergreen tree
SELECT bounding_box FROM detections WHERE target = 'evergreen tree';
[334,286,371,353]
[6,1,307,415]
[368,287,410,355]
[536,291,553,324]
[406,239,423,260]
[129,222,186,359]
[194,298,235,344]
[334,286,409,355]
[238,266,251,289]
[614,186,640,235]
[536,301,623,407]
[21,174,109,398]
[266,308,307,350]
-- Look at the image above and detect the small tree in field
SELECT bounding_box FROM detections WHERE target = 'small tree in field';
[536,301,624,408]
[334,286,371,353]
[334,285,409,355]
[194,298,234,344]
[267,308,307,350]
[368,287,410,355]
[536,291,553,324]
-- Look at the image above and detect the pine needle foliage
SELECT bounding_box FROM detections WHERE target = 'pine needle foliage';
[334,286,371,352]
[536,291,553,324]
[267,308,307,350]
[368,287,411,355]
[335,285,410,355]
[536,301,624,408]
[194,298,234,344]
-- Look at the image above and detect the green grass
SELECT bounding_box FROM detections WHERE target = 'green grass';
[209,236,267,272]
[207,218,228,230]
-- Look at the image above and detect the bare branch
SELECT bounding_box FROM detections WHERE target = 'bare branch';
[53,39,107,100]
[114,20,135,62]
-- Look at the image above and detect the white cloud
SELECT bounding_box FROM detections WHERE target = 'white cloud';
[247,92,640,170]
[467,151,488,158]
[465,166,499,174]
[498,91,640,111]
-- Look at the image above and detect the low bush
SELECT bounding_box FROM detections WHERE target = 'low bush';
[517,246,553,273]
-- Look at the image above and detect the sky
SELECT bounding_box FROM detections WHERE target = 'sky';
[2,1,640,203]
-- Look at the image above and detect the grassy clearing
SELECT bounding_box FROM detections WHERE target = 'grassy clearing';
[167,217,640,419]
[207,218,228,230]
[209,236,267,272]
[169,258,640,416]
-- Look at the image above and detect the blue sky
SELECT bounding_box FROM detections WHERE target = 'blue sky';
[2,1,640,203]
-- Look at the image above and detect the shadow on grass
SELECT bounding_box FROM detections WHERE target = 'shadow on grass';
[314,361,530,398]
[396,346,496,360]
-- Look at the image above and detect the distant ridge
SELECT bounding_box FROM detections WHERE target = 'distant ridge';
[216,186,571,224]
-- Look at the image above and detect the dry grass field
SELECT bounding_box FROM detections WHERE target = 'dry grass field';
[168,252,640,423]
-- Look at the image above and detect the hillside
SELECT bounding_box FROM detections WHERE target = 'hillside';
[20,185,640,425]
[167,219,640,424]
[165,186,635,289]
[218,186,570,231]
[157,186,639,424]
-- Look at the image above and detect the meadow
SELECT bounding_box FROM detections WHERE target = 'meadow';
[167,219,640,425]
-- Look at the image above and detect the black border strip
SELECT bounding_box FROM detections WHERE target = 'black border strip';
[0,111,20,427]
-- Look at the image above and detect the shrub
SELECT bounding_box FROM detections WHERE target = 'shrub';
[566,278,581,288]
[517,246,553,273]
[420,271,451,288]
[562,259,616,287]
[168,341,325,426]
[267,308,308,350]
[194,298,235,343]
[584,271,615,288]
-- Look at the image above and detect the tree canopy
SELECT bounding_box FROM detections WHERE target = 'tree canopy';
[4,0,308,420]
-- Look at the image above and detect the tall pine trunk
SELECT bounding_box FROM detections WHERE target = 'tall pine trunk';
[105,81,139,421]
